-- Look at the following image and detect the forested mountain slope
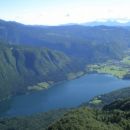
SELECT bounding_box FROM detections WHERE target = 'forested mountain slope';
[0,42,83,101]
[48,98,130,130]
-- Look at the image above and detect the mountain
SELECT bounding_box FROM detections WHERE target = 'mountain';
[82,20,130,26]
[0,19,129,63]
[0,42,84,101]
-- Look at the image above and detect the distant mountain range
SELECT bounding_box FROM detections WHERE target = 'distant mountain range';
[81,20,130,26]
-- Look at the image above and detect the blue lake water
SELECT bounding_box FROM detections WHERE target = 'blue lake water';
[3,74,130,116]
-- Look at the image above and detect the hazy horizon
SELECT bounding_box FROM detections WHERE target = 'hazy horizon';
[0,0,130,25]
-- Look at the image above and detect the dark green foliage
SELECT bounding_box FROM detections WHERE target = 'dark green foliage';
[48,98,130,130]
[103,98,130,111]
[47,107,122,130]
[0,109,66,130]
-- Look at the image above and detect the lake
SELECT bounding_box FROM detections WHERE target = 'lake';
[2,74,130,117]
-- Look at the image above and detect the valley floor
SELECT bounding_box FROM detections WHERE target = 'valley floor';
[86,54,130,79]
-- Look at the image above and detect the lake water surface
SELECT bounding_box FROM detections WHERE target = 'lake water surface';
[3,74,130,116]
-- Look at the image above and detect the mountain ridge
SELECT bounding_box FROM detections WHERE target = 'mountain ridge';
[0,19,128,62]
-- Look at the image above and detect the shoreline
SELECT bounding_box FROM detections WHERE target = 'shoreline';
[1,72,130,118]
[0,71,129,112]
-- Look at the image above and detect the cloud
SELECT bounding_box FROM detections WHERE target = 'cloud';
[1,0,130,25]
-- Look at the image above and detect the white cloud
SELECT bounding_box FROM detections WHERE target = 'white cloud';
[1,0,130,25]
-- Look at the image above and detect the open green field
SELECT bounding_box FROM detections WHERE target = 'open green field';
[27,82,53,91]
[86,55,130,79]
[121,56,130,65]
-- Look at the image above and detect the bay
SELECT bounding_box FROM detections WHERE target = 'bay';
[3,74,130,117]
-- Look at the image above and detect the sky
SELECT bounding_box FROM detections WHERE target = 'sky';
[0,0,130,25]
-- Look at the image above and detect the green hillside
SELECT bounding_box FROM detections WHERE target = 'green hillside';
[103,98,130,111]
[87,87,130,109]
[0,42,83,101]
[0,109,66,130]
[48,98,130,130]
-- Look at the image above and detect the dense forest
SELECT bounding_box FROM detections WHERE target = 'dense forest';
[48,98,130,130]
